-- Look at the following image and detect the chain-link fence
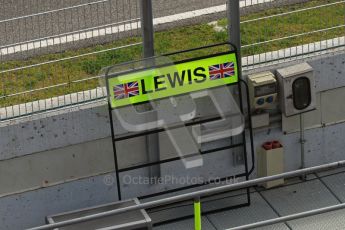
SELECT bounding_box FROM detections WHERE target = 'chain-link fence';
[0,0,344,120]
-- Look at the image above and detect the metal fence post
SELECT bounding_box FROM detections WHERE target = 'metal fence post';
[227,0,244,160]
[141,0,155,57]
[228,0,242,69]
[140,0,161,179]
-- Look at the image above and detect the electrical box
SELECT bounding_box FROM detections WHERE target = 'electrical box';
[276,63,316,117]
[248,71,277,110]
[251,112,269,129]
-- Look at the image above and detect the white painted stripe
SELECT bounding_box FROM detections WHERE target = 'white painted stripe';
[0,0,275,56]
[0,21,141,56]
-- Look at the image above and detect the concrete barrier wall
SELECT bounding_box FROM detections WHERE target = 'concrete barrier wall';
[0,50,344,229]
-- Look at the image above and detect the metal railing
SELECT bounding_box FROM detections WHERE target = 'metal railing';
[241,0,345,68]
[0,0,142,120]
[27,160,345,230]
[0,0,344,121]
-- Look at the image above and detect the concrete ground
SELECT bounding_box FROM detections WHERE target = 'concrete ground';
[154,168,345,230]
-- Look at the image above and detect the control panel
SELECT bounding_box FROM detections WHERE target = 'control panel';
[248,71,277,110]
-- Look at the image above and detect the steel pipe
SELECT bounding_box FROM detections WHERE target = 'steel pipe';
[28,160,345,230]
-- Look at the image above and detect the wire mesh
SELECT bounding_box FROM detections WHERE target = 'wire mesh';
[0,0,344,120]
[0,0,142,120]
[240,0,345,69]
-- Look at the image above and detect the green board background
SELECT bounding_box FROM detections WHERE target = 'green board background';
[108,53,238,108]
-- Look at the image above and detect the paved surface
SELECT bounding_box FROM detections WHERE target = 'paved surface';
[0,0,314,61]
[0,0,226,46]
[0,0,286,53]
[0,0,315,60]
[153,168,345,229]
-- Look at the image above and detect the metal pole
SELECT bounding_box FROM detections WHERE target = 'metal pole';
[300,113,306,180]
[140,0,160,179]
[228,0,246,175]
[228,202,345,230]
[29,160,345,230]
[228,0,242,69]
[140,0,154,57]
[300,113,305,168]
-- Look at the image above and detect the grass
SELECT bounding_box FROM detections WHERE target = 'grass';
[0,0,344,108]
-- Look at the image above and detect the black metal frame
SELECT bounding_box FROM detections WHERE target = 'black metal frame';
[105,42,255,216]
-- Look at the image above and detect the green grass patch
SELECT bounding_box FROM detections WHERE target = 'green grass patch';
[0,0,344,107]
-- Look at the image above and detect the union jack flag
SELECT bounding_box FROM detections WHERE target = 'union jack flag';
[209,62,235,80]
[113,81,139,100]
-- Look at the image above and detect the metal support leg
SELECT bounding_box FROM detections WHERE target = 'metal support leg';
[141,0,154,58]
[140,0,160,179]
[194,197,202,230]
[228,0,241,68]
[300,113,306,180]
[228,0,243,151]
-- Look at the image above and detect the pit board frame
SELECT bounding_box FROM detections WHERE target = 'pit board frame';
[104,42,255,224]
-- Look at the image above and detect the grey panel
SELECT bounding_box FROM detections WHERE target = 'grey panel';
[260,179,339,216]
[115,136,149,169]
[312,52,345,92]
[302,121,345,167]
[321,87,345,125]
[154,217,216,230]
[323,123,345,163]
[0,137,114,196]
[288,209,345,230]
[206,193,289,230]
[282,93,322,134]
[319,172,345,202]
[0,101,111,161]
[0,173,119,230]
[301,127,325,168]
